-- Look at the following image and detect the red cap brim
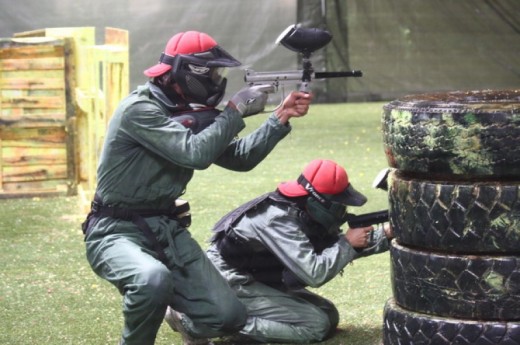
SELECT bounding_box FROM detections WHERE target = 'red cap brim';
[143,63,172,77]
[277,181,308,197]
[277,180,367,206]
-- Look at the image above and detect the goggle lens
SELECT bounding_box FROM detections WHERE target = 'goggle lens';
[209,67,228,85]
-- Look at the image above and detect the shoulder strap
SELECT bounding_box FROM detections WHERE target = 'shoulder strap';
[212,192,272,234]
[171,107,221,134]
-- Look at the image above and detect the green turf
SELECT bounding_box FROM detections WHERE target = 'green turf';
[0,102,391,345]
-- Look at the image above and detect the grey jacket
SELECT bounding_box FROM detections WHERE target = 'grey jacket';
[211,193,390,289]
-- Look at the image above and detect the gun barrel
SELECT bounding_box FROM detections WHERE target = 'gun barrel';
[244,69,303,84]
[245,69,363,86]
[315,70,363,78]
[344,210,389,229]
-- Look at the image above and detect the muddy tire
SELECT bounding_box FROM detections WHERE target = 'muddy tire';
[389,172,520,254]
[383,298,520,345]
[382,90,520,179]
[390,241,520,321]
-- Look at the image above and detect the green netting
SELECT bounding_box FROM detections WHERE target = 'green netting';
[306,0,520,101]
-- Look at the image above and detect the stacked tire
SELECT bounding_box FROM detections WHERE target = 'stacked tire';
[381,89,520,344]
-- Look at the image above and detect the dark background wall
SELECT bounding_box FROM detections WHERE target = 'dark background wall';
[1,0,519,102]
[316,0,520,101]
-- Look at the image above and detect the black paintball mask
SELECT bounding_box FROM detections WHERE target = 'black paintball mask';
[162,46,240,107]
[298,174,366,233]
[277,159,367,233]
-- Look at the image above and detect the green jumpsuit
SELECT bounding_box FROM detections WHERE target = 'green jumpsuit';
[84,82,291,345]
[206,193,390,343]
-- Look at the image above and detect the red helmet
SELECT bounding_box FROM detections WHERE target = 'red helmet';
[144,31,241,106]
[278,159,367,206]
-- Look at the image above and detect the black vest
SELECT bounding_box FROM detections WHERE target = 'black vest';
[212,191,338,289]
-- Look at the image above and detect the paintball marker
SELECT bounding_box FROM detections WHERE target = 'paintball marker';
[344,209,389,229]
[245,24,363,93]
[343,168,391,240]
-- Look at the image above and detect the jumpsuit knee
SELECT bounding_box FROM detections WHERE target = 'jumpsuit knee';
[121,261,173,344]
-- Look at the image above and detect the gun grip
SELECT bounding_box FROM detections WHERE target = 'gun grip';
[299,82,310,93]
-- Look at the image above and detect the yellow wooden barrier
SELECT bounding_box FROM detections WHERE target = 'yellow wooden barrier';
[0,36,75,197]
[0,27,129,206]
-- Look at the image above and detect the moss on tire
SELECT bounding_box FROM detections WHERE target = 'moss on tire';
[389,172,520,254]
[382,89,520,179]
[390,240,520,321]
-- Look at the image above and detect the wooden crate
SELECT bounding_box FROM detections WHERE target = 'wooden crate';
[0,36,76,198]
[0,27,129,202]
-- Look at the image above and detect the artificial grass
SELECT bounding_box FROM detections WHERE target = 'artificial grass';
[0,102,391,345]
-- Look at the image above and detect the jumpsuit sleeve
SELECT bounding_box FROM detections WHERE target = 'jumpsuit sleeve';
[121,101,246,170]
[252,207,360,288]
[214,113,292,171]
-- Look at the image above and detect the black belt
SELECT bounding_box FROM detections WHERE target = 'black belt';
[82,195,191,265]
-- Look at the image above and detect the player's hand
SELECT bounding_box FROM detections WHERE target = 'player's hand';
[345,226,374,248]
[274,91,313,124]
[383,223,394,239]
